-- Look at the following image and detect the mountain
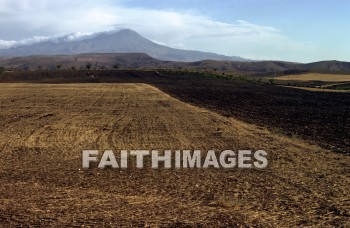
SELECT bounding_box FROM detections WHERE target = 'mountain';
[0,29,248,62]
[0,53,163,70]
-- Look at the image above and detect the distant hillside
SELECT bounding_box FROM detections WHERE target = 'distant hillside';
[0,29,248,62]
[302,60,350,72]
[0,53,349,74]
[0,53,295,72]
[0,53,162,70]
[187,60,302,72]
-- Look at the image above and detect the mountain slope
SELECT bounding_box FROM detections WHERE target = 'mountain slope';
[0,53,163,70]
[302,60,350,72]
[1,53,350,74]
[0,29,248,62]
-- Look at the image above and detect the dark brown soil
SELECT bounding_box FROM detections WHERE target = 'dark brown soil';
[0,70,349,226]
[2,70,348,154]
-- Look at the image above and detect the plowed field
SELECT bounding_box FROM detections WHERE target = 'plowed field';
[0,83,349,226]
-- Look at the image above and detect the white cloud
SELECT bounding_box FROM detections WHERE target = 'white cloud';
[0,32,94,49]
[0,0,329,62]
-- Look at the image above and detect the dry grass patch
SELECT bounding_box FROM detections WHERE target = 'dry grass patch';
[276,73,350,82]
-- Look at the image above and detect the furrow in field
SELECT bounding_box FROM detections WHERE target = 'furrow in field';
[0,83,349,226]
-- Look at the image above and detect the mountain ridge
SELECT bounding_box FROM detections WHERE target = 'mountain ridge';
[0,29,248,62]
[1,53,350,74]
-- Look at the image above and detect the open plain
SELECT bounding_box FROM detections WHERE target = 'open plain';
[0,82,349,226]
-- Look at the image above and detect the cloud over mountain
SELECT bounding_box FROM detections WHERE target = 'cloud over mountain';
[0,0,344,62]
[0,29,249,62]
[0,0,293,60]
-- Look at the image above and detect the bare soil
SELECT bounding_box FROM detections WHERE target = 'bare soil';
[2,70,349,154]
[0,83,349,226]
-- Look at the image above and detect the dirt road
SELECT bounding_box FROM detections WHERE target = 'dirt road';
[0,83,349,226]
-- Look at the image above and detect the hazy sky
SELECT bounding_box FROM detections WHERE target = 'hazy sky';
[0,0,349,62]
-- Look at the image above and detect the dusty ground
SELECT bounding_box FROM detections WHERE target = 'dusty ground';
[151,71,350,154]
[0,83,349,226]
[2,70,349,153]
